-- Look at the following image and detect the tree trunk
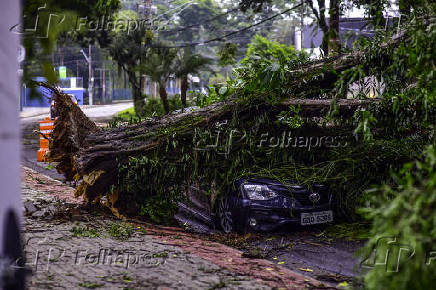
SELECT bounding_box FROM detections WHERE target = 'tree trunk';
[133,85,145,116]
[145,0,153,27]
[181,75,188,107]
[328,0,341,55]
[127,70,145,116]
[320,28,329,56]
[316,0,329,56]
[311,0,340,56]
[180,45,192,107]
[159,84,170,114]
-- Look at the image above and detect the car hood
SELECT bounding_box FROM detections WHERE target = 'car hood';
[236,177,327,192]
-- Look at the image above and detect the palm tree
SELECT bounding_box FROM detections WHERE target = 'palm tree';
[140,46,177,114]
[175,49,212,107]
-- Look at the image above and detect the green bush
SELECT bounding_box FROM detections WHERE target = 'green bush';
[113,91,225,126]
[140,95,185,117]
[360,145,436,289]
[190,87,223,108]
[110,95,187,128]
[232,34,310,100]
[139,196,178,225]
[115,155,183,225]
[242,35,299,66]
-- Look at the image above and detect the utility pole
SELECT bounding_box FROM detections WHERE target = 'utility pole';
[145,0,153,97]
[80,47,93,104]
[81,46,94,105]
[300,0,304,50]
[88,45,93,105]
[295,1,304,51]
[102,62,106,104]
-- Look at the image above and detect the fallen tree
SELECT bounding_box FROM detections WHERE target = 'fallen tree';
[42,82,379,221]
[41,17,435,220]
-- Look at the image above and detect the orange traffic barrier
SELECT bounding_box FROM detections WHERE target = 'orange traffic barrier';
[37,117,54,162]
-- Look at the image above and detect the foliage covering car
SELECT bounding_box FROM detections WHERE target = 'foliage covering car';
[215,177,333,233]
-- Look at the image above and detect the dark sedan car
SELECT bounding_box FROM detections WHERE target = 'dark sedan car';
[215,178,333,233]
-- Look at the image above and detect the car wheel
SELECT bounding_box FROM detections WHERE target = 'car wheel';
[217,198,234,233]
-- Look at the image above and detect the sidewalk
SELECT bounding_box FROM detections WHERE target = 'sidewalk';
[20,102,133,119]
[21,167,328,290]
[20,107,50,118]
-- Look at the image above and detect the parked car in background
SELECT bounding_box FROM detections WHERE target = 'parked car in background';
[215,177,334,233]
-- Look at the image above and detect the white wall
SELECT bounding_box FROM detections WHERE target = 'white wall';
[0,0,21,250]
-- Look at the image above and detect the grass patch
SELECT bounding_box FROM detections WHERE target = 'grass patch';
[117,107,136,120]
[115,96,185,120]
[152,251,168,258]
[71,225,101,238]
[78,282,104,288]
[108,221,134,240]
[45,164,55,170]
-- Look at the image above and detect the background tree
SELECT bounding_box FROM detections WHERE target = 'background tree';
[243,34,300,64]
[22,0,120,88]
[239,0,341,55]
[109,21,151,115]
[218,43,238,67]
[175,50,213,107]
[139,46,177,114]
[170,0,222,105]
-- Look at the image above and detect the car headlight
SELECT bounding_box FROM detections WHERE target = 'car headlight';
[242,184,278,200]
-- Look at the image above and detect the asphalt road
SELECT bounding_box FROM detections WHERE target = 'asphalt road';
[176,210,365,286]
[245,226,365,283]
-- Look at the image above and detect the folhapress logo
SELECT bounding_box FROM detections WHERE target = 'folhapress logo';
[361,236,436,273]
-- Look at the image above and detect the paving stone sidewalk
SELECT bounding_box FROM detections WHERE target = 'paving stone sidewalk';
[24,221,269,289]
[22,188,267,289]
[21,167,328,289]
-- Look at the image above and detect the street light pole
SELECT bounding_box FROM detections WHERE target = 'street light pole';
[82,46,93,105]
[88,45,93,105]
[300,0,304,49]
[295,1,304,51]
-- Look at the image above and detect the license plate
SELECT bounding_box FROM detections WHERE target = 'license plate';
[301,210,333,225]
